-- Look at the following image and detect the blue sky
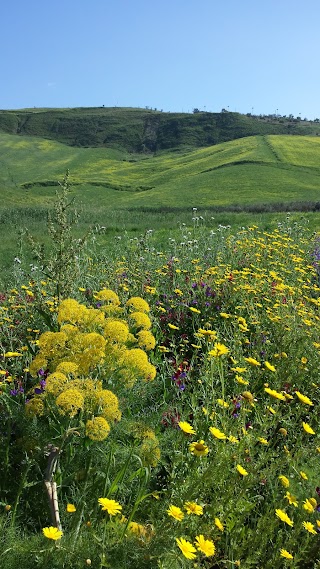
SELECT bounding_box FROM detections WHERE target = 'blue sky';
[2,0,320,118]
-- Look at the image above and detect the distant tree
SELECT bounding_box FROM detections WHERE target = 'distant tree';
[193,108,200,114]
[314,118,320,123]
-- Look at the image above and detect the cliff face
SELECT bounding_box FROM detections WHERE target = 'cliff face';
[0,107,318,153]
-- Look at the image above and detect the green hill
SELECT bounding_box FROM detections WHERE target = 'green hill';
[1,132,320,211]
[1,107,320,153]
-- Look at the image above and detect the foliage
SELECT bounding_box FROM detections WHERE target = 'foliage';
[1,193,320,568]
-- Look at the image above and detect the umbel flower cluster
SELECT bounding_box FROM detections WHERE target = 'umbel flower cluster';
[26,292,157,441]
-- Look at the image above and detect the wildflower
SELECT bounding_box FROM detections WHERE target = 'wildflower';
[126,296,150,313]
[264,361,276,372]
[217,398,229,408]
[86,417,110,441]
[98,498,122,516]
[236,464,248,476]
[189,307,201,314]
[42,526,63,540]
[300,471,308,480]
[264,388,286,401]
[228,435,239,443]
[244,357,261,366]
[178,421,196,435]
[214,517,224,532]
[303,499,317,513]
[66,503,76,513]
[280,549,294,560]
[176,537,197,560]
[184,502,203,516]
[168,323,179,330]
[56,389,84,417]
[295,391,314,406]
[279,428,287,436]
[167,505,184,521]
[275,509,294,527]
[301,357,308,364]
[194,534,216,557]
[209,427,227,440]
[208,343,229,357]
[285,492,298,507]
[302,422,315,435]
[258,437,268,445]
[302,521,317,534]
[189,440,209,457]
[242,391,254,403]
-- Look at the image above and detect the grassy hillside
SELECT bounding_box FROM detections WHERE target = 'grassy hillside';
[1,107,320,153]
[1,133,320,211]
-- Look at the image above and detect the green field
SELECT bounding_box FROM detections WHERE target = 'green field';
[1,133,320,210]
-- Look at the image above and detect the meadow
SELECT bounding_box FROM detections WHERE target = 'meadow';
[1,180,320,568]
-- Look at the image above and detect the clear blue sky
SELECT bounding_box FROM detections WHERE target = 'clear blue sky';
[2,0,320,118]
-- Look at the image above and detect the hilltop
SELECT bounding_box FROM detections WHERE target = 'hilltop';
[0,107,320,153]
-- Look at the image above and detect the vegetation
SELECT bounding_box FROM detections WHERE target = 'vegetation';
[1,187,320,568]
[1,107,320,152]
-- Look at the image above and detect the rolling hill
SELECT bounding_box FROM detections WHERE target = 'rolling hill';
[1,132,320,211]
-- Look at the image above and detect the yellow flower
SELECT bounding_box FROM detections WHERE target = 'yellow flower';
[285,492,298,507]
[264,361,276,372]
[280,549,294,560]
[295,391,314,406]
[302,422,315,435]
[303,499,316,513]
[176,537,197,560]
[242,391,254,403]
[42,526,63,540]
[244,357,261,366]
[208,343,229,357]
[178,421,196,435]
[258,437,268,445]
[194,534,216,557]
[189,440,209,457]
[275,509,294,527]
[264,388,286,401]
[168,323,179,330]
[236,464,248,476]
[189,307,201,314]
[300,471,308,480]
[209,427,227,440]
[167,505,184,521]
[302,521,317,534]
[184,502,203,516]
[66,503,76,513]
[214,517,224,532]
[98,498,122,516]
[86,417,110,441]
